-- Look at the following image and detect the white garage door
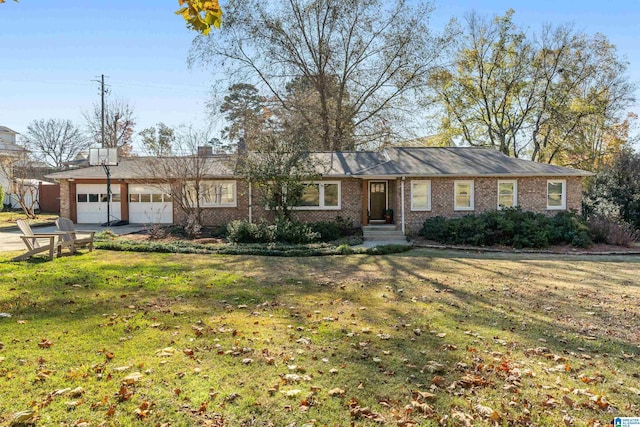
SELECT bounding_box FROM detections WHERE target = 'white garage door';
[128,185,173,224]
[76,183,122,224]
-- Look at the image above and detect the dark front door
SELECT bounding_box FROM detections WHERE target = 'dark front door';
[369,181,387,220]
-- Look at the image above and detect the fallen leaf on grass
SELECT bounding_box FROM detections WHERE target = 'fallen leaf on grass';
[155,347,175,357]
[412,390,436,401]
[328,388,346,397]
[9,409,38,425]
[283,389,302,397]
[475,404,500,421]
[117,385,133,401]
[37,339,53,349]
[122,372,143,384]
[563,395,575,408]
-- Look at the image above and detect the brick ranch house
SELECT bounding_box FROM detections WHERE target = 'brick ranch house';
[46,147,591,236]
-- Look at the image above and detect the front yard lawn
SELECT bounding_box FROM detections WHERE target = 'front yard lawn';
[0,211,58,230]
[0,249,638,426]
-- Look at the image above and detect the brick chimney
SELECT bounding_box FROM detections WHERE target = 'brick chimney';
[197,146,213,157]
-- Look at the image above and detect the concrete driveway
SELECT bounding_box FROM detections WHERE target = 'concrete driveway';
[0,224,147,253]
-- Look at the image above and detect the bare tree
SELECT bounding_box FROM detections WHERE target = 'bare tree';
[191,0,454,151]
[143,125,216,237]
[23,119,90,169]
[85,98,136,156]
[0,149,39,218]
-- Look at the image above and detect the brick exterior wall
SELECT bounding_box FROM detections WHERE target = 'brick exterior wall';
[403,176,584,235]
[250,178,364,227]
[59,179,71,219]
[57,175,585,232]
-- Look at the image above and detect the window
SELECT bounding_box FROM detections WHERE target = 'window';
[300,184,320,206]
[152,194,163,203]
[77,194,87,203]
[88,194,99,203]
[294,181,341,209]
[129,194,140,203]
[547,180,566,210]
[454,180,474,211]
[193,181,237,207]
[112,194,121,202]
[411,180,431,211]
[140,194,151,203]
[497,180,517,209]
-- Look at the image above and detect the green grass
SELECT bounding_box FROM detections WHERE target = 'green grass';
[0,249,639,426]
[0,211,58,230]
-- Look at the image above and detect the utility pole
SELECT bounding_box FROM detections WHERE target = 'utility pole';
[92,75,109,147]
[101,74,105,148]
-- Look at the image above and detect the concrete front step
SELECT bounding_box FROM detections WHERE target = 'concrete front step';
[362,225,406,241]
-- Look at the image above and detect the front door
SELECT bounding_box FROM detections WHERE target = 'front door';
[369,181,387,220]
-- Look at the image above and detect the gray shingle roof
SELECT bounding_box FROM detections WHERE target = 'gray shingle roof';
[46,147,592,180]
[362,147,592,177]
[0,126,18,134]
[46,156,235,180]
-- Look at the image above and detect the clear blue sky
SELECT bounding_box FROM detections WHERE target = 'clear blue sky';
[1,0,639,150]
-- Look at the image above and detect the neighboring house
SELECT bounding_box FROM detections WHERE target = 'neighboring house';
[0,126,27,205]
[46,147,591,235]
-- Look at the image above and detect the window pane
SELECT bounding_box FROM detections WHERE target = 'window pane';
[140,194,151,203]
[152,194,163,203]
[163,194,172,202]
[498,182,514,207]
[455,183,471,208]
[300,184,320,206]
[129,194,139,203]
[200,184,215,205]
[498,182,513,195]
[498,195,514,207]
[548,182,563,207]
[77,194,87,203]
[412,183,429,209]
[221,183,235,204]
[323,184,339,207]
[89,194,99,203]
[111,194,121,202]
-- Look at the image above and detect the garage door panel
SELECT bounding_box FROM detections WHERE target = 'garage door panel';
[128,185,172,224]
[76,184,121,224]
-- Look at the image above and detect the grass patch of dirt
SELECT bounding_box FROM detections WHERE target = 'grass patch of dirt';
[0,249,638,426]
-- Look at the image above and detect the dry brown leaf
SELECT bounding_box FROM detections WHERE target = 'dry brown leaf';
[37,339,53,349]
[122,372,143,384]
[328,388,346,397]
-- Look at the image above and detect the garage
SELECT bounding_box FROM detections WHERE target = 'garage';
[76,183,121,224]
[128,185,173,224]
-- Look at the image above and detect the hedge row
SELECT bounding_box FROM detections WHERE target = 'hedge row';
[95,240,411,257]
[419,208,592,248]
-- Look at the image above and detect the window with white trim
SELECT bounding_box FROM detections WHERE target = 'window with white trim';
[547,180,566,210]
[295,182,341,210]
[497,180,517,209]
[411,180,431,211]
[454,180,474,211]
[188,181,237,207]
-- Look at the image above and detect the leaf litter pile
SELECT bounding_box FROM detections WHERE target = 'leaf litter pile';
[0,249,638,426]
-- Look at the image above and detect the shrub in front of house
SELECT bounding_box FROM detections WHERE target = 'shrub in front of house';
[228,217,355,244]
[310,216,358,240]
[227,219,319,244]
[419,208,592,248]
[588,216,639,247]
